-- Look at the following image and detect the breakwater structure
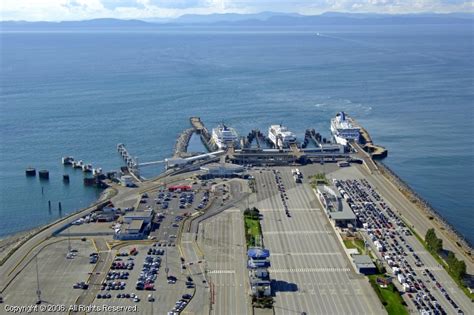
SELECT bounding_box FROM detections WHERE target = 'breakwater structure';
[351,119,388,159]
[174,128,195,157]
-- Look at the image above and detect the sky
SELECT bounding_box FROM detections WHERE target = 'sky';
[0,0,472,21]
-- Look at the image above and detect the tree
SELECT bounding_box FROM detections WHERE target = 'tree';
[453,260,466,280]
[425,228,436,247]
[425,228,443,253]
[447,252,456,267]
[434,237,443,253]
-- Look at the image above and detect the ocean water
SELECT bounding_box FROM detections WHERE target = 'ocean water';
[0,25,473,244]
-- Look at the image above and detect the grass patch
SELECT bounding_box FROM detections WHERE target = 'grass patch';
[343,239,366,253]
[309,173,329,188]
[244,215,262,247]
[368,275,408,315]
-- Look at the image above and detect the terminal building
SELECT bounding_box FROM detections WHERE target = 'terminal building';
[114,219,150,240]
[115,210,154,240]
[123,210,154,224]
[317,185,357,227]
[200,162,244,179]
[247,247,272,297]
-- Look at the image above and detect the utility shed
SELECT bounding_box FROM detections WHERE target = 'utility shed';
[352,254,377,275]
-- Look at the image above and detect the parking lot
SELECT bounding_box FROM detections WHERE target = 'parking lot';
[87,244,194,315]
[252,166,384,315]
[2,238,95,308]
[332,173,471,315]
[198,207,251,315]
[136,182,211,246]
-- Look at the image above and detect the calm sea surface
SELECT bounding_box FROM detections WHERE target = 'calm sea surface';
[0,25,473,244]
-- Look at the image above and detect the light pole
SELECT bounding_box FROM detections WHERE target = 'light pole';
[165,248,169,279]
[35,255,41,304]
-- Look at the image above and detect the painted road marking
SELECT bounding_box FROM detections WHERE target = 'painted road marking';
[259,208,320,212]
[263,230,332,235]
[208,270,236,274]
[271,252,342,256]
[270,268,350,273]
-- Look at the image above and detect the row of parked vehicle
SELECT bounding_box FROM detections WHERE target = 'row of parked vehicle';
[179,192,195,209]
[196,191,209,210]
[148,247,165,255]
[273,170,290,217]
[336,179,463,315]
[168,296,190,315]
[136,253,161,291]
[102,281,126,291]
[106,271,130,280]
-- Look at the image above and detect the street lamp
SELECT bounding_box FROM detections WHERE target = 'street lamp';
[35,255,41,305]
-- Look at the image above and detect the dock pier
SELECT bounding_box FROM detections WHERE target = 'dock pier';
[117,143,140,178]
[189,117,216,152]
[351,119,388,159]
[304,128,323,148]
[247,129,267,149]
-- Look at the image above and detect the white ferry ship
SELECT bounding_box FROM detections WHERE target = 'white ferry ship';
[211,124,239,149]
[330,112,360,146]
[268,124,296,149]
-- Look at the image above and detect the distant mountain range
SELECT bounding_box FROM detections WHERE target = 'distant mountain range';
[1,12,473,29]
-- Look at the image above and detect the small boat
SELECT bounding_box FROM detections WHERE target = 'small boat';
[82,164,93,173]
[62,156,75,165]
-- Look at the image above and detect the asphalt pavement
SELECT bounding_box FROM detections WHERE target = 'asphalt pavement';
[253,166,385,315]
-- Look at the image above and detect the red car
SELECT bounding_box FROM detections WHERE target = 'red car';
[144,284,154,290]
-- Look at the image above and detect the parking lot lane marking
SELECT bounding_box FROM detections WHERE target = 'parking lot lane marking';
[262,230,333,235]
[208,270,236,274]
[270,268,350,273]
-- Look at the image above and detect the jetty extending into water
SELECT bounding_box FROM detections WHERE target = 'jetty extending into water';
[174,128,194,157]
[190,117,216,152]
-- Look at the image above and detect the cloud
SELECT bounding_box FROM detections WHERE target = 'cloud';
[1,0,472,21]
[100,0,145,10]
